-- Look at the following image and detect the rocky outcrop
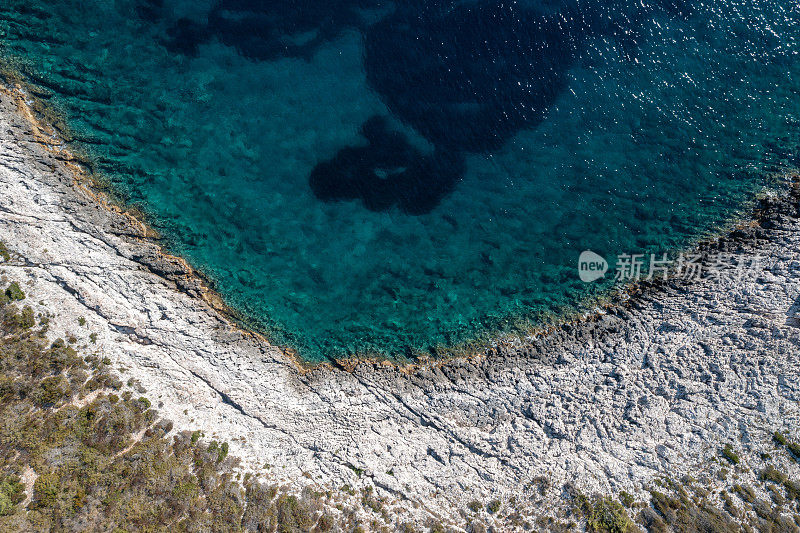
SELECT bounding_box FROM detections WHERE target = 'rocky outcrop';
[1,83,798,528]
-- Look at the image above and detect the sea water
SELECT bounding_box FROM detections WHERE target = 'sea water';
[1,0,798,361]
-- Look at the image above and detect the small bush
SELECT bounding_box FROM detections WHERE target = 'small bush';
[33,471,59,509]
[732,484,756,504]
[761,465,800,501]
[787,441,800,462]
[773,431,788,446]
[721,444,740,465]
[0,476,24,516]
[468,500,483,513]
[6,305,35,330]
[172,479,199,501]
[583,496,631,533]
[429,520,445,533]
[276,494,314,530]
[619,491,635,508]
[317,514,334,531]
[761,465,786,485]
[35,376,68,407]
[5,282,24,301]
[217,441,229,463]
[487,499,501,514]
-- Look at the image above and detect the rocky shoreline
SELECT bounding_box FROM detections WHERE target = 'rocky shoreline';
[1,80,800,529]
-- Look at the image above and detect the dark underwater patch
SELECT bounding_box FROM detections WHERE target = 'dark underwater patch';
[147,0,691,214]
[134,0,163,23]
[314,2,593,213]
[165,18,208,56]
[364,3,585,153]
[309,116,464,214]
[158,0,385,60]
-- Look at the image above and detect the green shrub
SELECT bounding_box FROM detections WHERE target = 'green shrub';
[33,471,59,509]
[6,305,36,330]
[35,376,68,407]
[721,444,740,465]
[773,431,788,446]
[5,282,24,301]
[761,465,800,501]
[787,441,800,462]
[732,484,756,504]
[584,496,631,533]
[0,242,10,262]
[785,478,800,501]
[20,306,35,329]
[619,491,635,508]
[487,499,501,514]
[276,494,314,530]
[429,520,445,533]
[217,441,229,463]
[646,486,741,533]
[468,500,483,513]
[172,479,200,501]
[761,465,786,485]
[317,513,334,531]
[0,476,24,516]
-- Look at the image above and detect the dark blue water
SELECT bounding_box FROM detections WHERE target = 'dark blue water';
[1,1,798,361]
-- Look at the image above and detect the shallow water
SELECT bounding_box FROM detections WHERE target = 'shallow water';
[1,1,799,361]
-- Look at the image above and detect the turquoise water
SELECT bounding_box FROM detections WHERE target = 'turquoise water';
[1,1,799,361]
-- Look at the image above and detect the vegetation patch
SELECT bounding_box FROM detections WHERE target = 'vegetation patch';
[640,471,800,533]
[0,288,378,532]
[4,282,24,301]
[573,492,633,533]
[771,431,800,464]
[467,500,482,513]
[760,465,800,501]
[721,444,740,466]
[486,499,501,514]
